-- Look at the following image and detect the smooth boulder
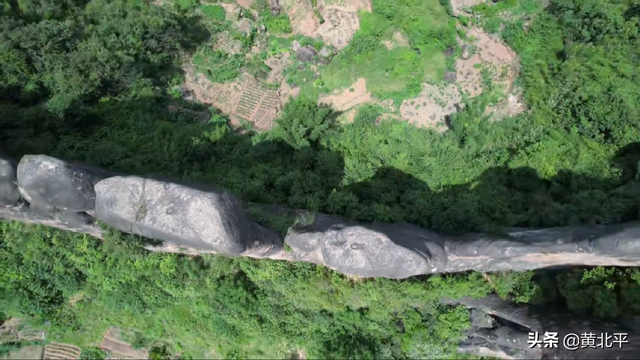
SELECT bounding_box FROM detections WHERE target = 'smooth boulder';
[17,155,107,212]
[0,157,19,205]
[95,176,282,255]
[295,45,318,63]
[285,214,447,278]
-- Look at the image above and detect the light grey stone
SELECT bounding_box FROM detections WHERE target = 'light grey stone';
[0,156,19,206]
[17,155,107,212]
[95,176,282,256]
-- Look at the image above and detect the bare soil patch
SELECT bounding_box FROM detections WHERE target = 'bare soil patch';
[100,328,148,360]
[315,8,360,50]
[401,26,522,130]
[43,342,82,360]
[284,0,320,37]
[456,53,483,97]
[0,318,45,344]
[320,0,371,12]
[400,83,461,131]
[318,78,371,112]
[183,65,241,114]
[485,92,526,121]
[215,32,243,55]
[5,345,44,360]
[456,27,518,96]
[312,0,372,50]
[392,31,410,47]
[287,349,307,359]
[264,52,292,85]
[220,2,241,19]
[236,0,255,9]
[340,108,358,124]
[279,79,300,106]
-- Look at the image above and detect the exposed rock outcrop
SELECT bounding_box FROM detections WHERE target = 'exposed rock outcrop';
[0,156,19,206]
[95,176,282,256]
[285,213,447,278]
[16,155,108,213]
[295,45,318,62]
[3,154,640,281]
[445,295,640,359]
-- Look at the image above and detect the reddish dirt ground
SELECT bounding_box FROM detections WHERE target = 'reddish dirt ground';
[100,328,149,360]
[318,78,371,112]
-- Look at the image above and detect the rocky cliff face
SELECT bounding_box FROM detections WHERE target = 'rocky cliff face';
[3,154,640,279]
[445,295,640,359]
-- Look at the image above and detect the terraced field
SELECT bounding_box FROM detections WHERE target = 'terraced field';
[216,32,243,55]
[233,75,280,129]
[42,342,82,360]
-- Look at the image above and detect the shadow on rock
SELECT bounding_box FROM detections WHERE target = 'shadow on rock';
[2,93,640,278]
[445,295,640,359]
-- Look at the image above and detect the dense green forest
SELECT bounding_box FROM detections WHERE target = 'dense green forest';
[1,0,640,358]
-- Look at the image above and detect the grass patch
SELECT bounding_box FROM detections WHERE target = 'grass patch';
[310,0,455,103]
[472,0,544,33]
[201,4,226,22]
[252,0,292,34]
[248,205,297,236]
[267,35,292,56]
[192,47,246,82]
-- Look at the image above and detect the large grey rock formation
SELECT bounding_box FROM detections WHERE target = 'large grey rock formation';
[443,224,640,273]
[285,213,447,278]
[284,210,640,277]
[0,156,19,206]
[95,176,282,256]
[16,155,107,213]
[445,295,640,359]
[2,154,640,281]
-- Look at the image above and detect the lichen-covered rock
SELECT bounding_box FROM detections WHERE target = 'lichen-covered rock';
[95,176,282,255]
[469,308,495,328]
[16,155,107,212]
[0,156,19,206]
[285,214,447,278]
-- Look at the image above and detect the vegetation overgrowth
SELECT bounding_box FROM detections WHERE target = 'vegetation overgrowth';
[1,0,640,358]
